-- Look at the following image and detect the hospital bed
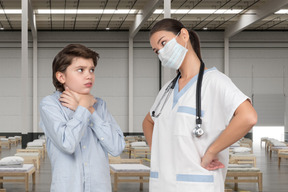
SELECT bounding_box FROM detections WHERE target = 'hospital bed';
[128,142,150,159]
[26,141,46,159]
[226,154,263,191]
[0,164,36,191]
[0,139,10,149]
[17,149,43,160]
[109,158,150,192]
[14,152,40,170]
[7,137,17,146]
[278,148,288,167]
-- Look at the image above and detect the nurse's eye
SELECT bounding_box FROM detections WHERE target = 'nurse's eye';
[161,41,166,46]
[77,68,83,72]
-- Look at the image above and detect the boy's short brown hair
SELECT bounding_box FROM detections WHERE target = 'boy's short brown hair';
[52,44,99,92]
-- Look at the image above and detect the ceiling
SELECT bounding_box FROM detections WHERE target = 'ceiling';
[0,0,288,31]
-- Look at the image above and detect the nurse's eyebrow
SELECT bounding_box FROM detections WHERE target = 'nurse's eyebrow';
[157,36,165,45]
[152,35,165,52]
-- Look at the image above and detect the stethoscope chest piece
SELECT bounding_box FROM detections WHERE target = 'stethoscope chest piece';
[193,124,204,138]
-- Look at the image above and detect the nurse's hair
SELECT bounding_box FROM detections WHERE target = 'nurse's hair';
[52,44,99,92]
[149,18,202,61]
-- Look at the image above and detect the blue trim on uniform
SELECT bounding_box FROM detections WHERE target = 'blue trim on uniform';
[177,106,204,116]
[176,174,214,183]
[150,171,159,178]
[173,67,217,108]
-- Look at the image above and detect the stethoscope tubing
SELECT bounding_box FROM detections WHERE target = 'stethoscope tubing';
[152,61,205,137]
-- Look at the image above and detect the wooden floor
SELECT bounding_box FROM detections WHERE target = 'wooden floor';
[0,143,287,192]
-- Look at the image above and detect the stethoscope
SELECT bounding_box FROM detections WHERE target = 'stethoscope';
[152,60,205,138]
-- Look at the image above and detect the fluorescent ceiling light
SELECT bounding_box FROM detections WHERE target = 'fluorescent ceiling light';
[0,9,286,15]
[154,9,242,14]
[36,9,137,14]
[275,9,288,14]
[0,9,22,14]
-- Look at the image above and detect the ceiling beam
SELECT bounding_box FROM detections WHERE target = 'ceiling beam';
[225,0,288,38]
[28,0,37,38]
[129,0,161,38]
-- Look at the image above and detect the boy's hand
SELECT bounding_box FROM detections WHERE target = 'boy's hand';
[59,87,79,111]
[59,87,97,113]
[78,94,97,110]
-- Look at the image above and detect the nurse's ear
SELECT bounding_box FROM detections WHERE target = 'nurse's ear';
[179,28,190,44]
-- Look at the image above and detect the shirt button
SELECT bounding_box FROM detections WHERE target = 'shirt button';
[85,163,88,166]
[90,123,93,127]
[100,137,104,141]
[83,146,86,149]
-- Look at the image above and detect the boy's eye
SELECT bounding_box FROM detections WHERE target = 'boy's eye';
[90,68,95,73]
[77,68,83,72]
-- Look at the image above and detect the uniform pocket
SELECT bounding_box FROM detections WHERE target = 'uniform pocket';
[149,171,160,192]
[173,106,197,136]
[174,106,205,136]
[176,173,215,192]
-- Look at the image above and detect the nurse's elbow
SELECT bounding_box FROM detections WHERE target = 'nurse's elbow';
[247,109,258,128]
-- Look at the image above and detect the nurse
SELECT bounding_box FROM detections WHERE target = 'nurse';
[142,18,257,192]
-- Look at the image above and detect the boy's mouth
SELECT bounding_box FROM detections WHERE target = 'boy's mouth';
[84,83,93,87]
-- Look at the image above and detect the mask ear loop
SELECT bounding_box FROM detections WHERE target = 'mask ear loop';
[176,30,188,49]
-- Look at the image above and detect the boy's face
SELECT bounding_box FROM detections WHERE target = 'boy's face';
[57,57,95,94]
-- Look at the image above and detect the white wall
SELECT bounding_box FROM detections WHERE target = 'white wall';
[0,31,287,133]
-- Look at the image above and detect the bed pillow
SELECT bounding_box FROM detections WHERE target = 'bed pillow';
[233,147,251,153]
[273,142,287,147]
[27,141,43,147]
[33,139,46,144]
[231,141,240,147]
[130,141,147,147]
[0,156,24,165]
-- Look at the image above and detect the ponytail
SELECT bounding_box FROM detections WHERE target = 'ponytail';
[188,30,202,61]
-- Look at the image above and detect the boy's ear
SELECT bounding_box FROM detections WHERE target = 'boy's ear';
[56,72,66,84]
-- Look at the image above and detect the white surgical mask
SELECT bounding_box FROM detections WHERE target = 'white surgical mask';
[158,34,188,70]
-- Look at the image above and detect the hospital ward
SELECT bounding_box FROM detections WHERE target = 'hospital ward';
[0,0,288,192]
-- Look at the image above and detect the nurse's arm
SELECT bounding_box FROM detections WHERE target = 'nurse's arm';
[201,100,257,170]
[142,112,154,149]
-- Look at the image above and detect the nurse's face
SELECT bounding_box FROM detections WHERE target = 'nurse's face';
[57,57,95,94]
[150,30,177,55]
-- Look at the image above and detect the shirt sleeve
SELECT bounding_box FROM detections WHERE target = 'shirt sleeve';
[89,99,125,157]
[39,96,91,154]
[216,72,250,125]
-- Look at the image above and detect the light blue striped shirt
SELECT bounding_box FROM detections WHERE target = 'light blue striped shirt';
[39,91,125,192]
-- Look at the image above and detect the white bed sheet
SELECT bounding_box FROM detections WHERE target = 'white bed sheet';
[0,164,34,172]
[110,164,150,172]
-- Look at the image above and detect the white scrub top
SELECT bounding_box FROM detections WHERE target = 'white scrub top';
[149,67,249,192]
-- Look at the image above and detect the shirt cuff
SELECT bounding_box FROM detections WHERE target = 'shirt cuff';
[90,111,105,126]
[74,105,92,122]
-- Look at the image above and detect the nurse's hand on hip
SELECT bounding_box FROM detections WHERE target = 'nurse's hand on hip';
[201,151,225,170]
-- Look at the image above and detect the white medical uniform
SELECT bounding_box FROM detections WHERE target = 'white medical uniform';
[149,67,249,192]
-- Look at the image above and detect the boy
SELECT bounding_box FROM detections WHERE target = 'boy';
[40,44,125,192]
